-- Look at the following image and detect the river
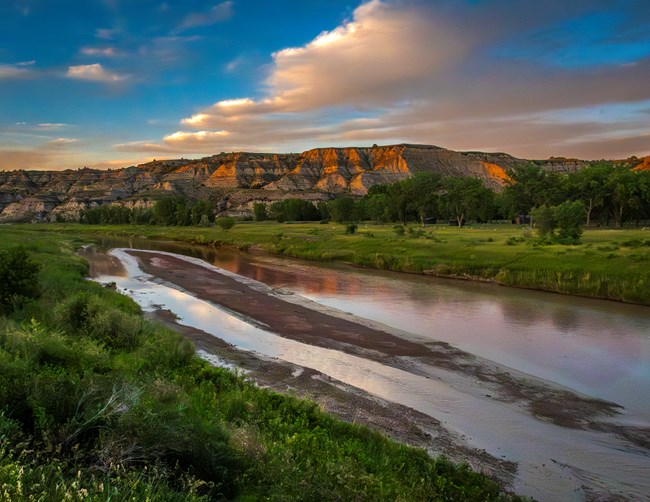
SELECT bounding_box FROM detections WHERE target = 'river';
[87,238,650,501]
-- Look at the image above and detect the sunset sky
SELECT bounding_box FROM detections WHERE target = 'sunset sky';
[1,0,649,170]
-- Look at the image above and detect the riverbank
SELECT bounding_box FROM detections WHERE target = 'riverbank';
[21,222,650,305]
[86,245,650,501]
[0,228,525,500]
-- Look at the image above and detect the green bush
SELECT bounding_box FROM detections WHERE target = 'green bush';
[216,217,236,230]
[0,246,41,315]
[57,293,144,350]
[345,223,358,235]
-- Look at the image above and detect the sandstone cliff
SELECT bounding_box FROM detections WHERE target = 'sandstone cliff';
[0,143,583,223]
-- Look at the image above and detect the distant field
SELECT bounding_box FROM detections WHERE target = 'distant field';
[20,222,650,304]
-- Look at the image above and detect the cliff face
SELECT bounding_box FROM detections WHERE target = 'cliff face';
[633,157,650,171]
[0,143,582,222]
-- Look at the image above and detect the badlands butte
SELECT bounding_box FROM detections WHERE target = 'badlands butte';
[0,143,640,223]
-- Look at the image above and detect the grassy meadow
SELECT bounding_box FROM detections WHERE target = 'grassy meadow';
[21,221,650,305]
[0,227,525,500]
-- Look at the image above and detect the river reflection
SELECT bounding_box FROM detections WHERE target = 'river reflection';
[94,237,650,420]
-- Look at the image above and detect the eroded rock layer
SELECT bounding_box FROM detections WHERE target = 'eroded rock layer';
[0,143,585,222]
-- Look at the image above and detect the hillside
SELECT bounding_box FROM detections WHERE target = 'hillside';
[0,143,584,223]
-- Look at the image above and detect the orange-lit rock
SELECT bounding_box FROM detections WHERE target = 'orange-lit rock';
[633,157,650,171]
[0,143,592,222]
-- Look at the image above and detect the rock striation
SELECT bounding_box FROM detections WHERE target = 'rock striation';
[0,143,584,223]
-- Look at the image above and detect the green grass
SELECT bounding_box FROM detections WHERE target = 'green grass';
[20,221,650,304]
[0,228,525,500]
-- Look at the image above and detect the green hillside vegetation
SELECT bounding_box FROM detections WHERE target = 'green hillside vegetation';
[0,228,524,501]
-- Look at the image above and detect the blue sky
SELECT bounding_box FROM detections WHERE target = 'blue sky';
[1,0,649,170]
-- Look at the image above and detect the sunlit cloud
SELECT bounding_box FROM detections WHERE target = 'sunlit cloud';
[0,137,82,170]
[66,63,127,83]
[0,63,33,79]
[123,0,650,160]
[164,130,229,143]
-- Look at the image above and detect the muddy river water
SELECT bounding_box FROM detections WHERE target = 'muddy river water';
[86,238,650,501]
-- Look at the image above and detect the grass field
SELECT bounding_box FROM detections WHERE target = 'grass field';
[18,221,650,305]
[0,227,525,500]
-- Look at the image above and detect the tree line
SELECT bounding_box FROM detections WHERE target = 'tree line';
[80,162,650,232]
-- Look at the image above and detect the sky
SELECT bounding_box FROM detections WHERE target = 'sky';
[1,0,649,170]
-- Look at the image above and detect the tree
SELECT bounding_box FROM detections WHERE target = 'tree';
[152,196,182,225]
[501,163,564,217]
[439,176,493,226]
[408,173,442,226]
[606,168,639,227]
[530,205,556,237]
[555,200,585,241]
[253,202,267,221]
[191,200,214,225]
[0,246,41,315]
[327,197,356,223]
[365,193,390,223]
[565,163,612,227]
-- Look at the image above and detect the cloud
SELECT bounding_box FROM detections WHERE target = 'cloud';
[116,0,650,160]
[176,1,234,32]
[0,63,33,79]
[36,123,70,130]
[0,137,81,170]
[80,47,117,57]
[66,63,127,83]
[95,28,117,40]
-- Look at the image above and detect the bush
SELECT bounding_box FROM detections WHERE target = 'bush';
[393,225,405,236]
[345,224,358,235]
[0,246,41,315]
[57,293,144,350]
[216,217,236,230]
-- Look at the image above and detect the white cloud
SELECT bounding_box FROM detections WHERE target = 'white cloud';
[66,63,127,83]
[37,123,69,130]
[176,1,234,32]
[80,47,117,57]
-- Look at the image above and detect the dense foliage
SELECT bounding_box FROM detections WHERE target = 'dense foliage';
[0,246,41,315]
[0,229,524,500]
[81,197,215,227]
[79,163,650,246]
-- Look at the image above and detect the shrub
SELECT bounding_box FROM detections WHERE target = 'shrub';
[0,246,41,315]
[345,224,358,235]
[216,217,236,230]
[57,293,144,350]
[393,225,405,236]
